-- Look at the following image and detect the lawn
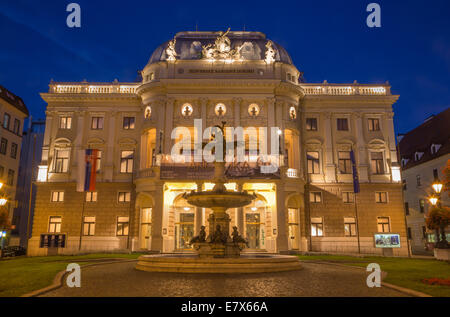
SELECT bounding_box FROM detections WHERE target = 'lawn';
[297,254,450,297]
[0,253,142,297]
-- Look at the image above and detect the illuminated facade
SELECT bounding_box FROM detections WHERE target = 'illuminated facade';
[28,31,408,256]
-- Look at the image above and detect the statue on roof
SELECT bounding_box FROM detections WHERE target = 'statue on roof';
[165,38,177,62]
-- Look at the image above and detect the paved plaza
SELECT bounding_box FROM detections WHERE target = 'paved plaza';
[40,260,407,297]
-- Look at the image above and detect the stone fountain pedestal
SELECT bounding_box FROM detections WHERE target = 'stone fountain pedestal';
[192,242,246,258]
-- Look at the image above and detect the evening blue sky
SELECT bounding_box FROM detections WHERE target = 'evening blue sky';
[0,0,449,135]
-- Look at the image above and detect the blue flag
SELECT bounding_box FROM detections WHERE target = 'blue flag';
[350,150,360,193]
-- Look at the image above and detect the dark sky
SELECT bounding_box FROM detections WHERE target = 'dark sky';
[0,0,449,135]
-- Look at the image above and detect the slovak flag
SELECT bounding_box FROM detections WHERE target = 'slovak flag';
[350,149,360,193]
[84,149,98,192]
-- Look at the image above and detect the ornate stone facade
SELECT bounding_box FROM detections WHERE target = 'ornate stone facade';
[28,31,407,256]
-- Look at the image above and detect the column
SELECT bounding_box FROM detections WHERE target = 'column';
[355,112,369,182]
[323,112,336,182]
[236,182,244,233]
[164,98,174,153]
[73,111,85,183]
[267,98,275,152]
[41,110,54,164]
[151,184,164,252]
[275,182,289,253]
[105,112,116,181]
[233,97,242,127]
[155,99,165,155]
[195,182,203,234]
[200,97,208,129]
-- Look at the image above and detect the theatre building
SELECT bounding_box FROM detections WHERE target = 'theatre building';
[28,30,408,256]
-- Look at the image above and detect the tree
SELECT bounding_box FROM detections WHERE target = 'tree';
[426,207,450,248]
[443,159,450,198]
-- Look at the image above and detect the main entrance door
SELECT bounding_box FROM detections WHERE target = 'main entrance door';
[175,212,194,250]
[244,197,267,250]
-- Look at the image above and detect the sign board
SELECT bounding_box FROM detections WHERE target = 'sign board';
[374,233,401,248]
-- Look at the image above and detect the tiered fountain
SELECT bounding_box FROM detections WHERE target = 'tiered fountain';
[136,123,302,273]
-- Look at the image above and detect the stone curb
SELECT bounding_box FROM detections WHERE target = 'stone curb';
[306,260,432,297]
[21,259,138,297]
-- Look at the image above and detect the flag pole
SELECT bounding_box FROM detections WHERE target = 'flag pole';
[355,192,361,254]
[351,148,361,254]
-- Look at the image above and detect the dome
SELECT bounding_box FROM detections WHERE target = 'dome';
[146,31,293,66]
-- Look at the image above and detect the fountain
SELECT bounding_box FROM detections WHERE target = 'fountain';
[136,123,302,273]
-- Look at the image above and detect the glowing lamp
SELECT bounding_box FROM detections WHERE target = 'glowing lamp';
[432,180,443,194]
[0,198,7,206]
[428,195,438,206]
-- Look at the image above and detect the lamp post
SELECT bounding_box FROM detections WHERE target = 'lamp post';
[428,177,446,247]
[0,183,8,255]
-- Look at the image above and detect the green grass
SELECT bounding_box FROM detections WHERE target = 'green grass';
[0,253,142,297]
[297,254,450,297]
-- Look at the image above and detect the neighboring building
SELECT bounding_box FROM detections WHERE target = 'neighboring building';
[0,85,29,246]
[13,119,45,247]
[398,108,450,255]
[28,30,407,256]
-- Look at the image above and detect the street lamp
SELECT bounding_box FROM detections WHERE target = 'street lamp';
[428,194,438,206]
[432,179,443,194]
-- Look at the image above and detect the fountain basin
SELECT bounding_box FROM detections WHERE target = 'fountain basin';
[135,254,302,274]
[184,191,255,209]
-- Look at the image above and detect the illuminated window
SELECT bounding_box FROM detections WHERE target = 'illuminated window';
[86,191,97,202]
[375,191,388,203]
[307,151,320,174]
[215,103,226,116]
[370,152,384,174]
[7,169,14,186]
[181,104,193,117]
[83,217,95,236]
[419,199,425,213]
[118,191,131,202]
[248,104,260,117]
[337,118,349,131]
[117,217,129,236]
[59,117,72,129]
[91,117,104,130]
[306,118,317,131]
[342,192,354,203]
[120,151,134,173]
[95,150,102,172]
[377,217,390,233]
[123,117,135,130]
[344,217,357,236]
[49,216,62,233]
[338,151,351,174]
[368,118,380,131]
[309,191,322,203]
[51,191,64,202]
[311,217,323,236]
[54,149,70,173]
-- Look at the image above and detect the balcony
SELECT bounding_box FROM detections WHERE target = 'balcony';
[301,83,390,96]
[48,81,139,94]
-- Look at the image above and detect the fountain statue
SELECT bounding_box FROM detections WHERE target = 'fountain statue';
[182,121,256,258]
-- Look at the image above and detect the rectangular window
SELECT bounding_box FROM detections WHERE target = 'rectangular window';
[54,149,70,173]
[306,118,317,131]
[402,179,407,190]
[337,118,349,131]
[344,217,357,237]
[117,216,129,236]
[13,119,20,134]
[377,217,390,233]
[0,165,4,178]
[59,117,72,129]
[407,227,412,240]
[405,202,410,215]
[307,151,320,174]
[51,191,64,202]
[416,175,421,187]
[375,191,388,203]
[91,117,104,130]
[309,191,322,203]
[311,217,323,237]
[123,117,135,130]
[433,168,438,179]
[120,150,134,173]
[368,118,380,131]
[342,192,354,203]
[422,226,427,239]
[370,152,384,174]
[10,143,17,159]
[118,191,131,202]
[86,191,97,202]
[95,150,102,172]
[83,217,95,236]
[0,138,7,155]
[419,199,425,213]
[7,169,14,186]
[48,216,62,233]
[3,113,10,129]
[338,151,352,174]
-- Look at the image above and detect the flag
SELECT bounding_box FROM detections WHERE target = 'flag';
[350,149,360,193]
[84,149,98,192]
